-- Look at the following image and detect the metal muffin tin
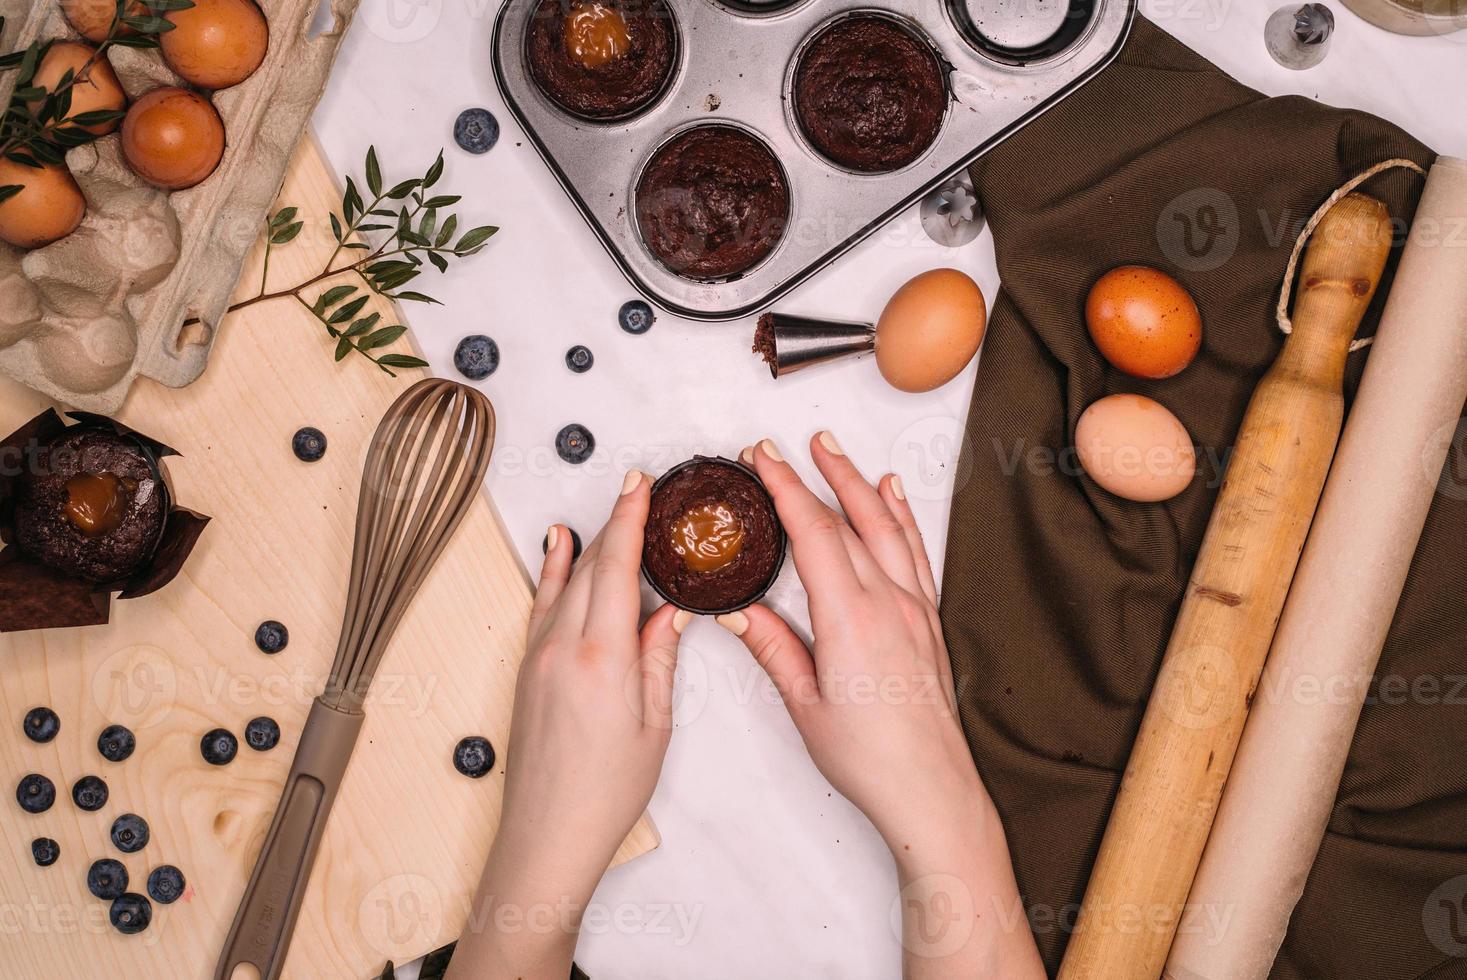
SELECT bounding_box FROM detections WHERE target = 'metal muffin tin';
[493,0,1136,320]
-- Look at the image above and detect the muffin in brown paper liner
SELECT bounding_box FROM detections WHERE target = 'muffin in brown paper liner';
[0,409,210,633]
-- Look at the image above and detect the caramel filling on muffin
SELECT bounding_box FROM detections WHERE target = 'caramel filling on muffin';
[671,502,744,573]
[564,2,631,69]
[63,472,136,536]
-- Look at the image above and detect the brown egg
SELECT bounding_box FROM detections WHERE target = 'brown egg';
[60,0,149,44]
[875,268,988,393]
[1086,266,1203,379]
[29,42,127,136]
[121,87,226,190]
[161,0,270,90]
[1076,394,1196,503]
[0,158,87,249]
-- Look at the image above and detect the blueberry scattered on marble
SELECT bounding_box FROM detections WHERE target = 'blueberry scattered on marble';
[200,729,238,766]
[292,426,327,463]
[147,865,186,905]
[111,813,150,854]
[618,299,655,335]
[31,837,59,868]
[72,775,109,812]
[23,706,60,744]
[88,858,128,900]
[454,335,500,380]
[453,736,496,779]
[110,893,152,935]
[16,774,56,814]
[98,724,136,763]
[454,107,500,155]
[565,345,594,373]
[555,424,595,465]
[254,620,289,654]
[244,717,280,752]
[542,526,583,562]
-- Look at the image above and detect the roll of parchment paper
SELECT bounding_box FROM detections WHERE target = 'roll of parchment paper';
[1165,156,1467,980]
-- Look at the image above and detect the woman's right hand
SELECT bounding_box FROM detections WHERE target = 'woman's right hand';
[719,434,1044,979]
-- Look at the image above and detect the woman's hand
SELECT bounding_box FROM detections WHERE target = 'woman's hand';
[447,469,686,980]
[720,434,1044,979]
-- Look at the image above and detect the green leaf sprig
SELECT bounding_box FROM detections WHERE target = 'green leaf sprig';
[0,0,191,178]
[207,146,499,377]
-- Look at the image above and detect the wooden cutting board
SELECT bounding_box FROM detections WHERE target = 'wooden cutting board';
[0,134,658,979]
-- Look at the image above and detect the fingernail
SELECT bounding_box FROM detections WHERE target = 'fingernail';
[672,609,694,634]
[758,439,784,463]
[818,431,844,456]
[716,611,749,636]
[546,525,560,551]
[890,474,906,501]
[621,469,644,495]
[739,445,755,466]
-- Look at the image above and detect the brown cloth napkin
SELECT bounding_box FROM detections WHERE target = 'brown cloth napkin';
[944,15,1466,979]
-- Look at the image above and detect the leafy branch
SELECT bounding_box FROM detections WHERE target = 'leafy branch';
[212,146,498,377]
[0,0,191,179]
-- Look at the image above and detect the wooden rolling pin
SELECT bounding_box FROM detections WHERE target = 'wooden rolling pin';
[1058,193,1395,980]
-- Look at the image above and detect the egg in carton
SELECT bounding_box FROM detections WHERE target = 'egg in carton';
[0,0,361,413]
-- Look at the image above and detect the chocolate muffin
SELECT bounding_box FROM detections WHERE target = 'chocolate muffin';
[643,457,785,614]
[793,15,948,173]
[12,427,168,583]
[635,125,790,281]
[526,0,677,120]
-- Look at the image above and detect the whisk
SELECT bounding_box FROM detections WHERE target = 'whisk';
[215,379,495,980]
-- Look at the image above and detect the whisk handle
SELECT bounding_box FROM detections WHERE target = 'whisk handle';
[214,698,365,980]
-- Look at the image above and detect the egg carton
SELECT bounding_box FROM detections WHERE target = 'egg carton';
[0,0,360,413]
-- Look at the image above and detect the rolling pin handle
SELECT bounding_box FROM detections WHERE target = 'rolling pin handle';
[213,698,365,980]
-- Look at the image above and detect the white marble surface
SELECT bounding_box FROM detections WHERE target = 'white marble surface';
[309,3,1467,977]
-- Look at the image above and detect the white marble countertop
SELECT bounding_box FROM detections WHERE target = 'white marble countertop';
[310,2,1466,976]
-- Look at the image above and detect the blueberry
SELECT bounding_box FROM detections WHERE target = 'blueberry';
[555,424,595,465]
[111,813,150,854]
[16,774,56,814]
[200,729,238,766]
[565,345,594,373]
[88,858,128,900]
[23,706,59,743]
[244,717,280,752]
[453,736,496,779]
[72,775,108,812]
[254,620,289,655]
[97,725,136,763]
[31,837,59,867]
[454,107,500,155]
[110,893,152,935]
[618,300,655,335]
[147,865,186,904]
[292,426,327,463]
[542,526,583,562]
[454,335,499,380]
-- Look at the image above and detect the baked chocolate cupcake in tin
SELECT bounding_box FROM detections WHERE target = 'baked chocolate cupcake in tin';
[792,13,949,174]
[634,124,790,281]
[12,426,169,584]
[642,457,786,615]
[525,0,679,121]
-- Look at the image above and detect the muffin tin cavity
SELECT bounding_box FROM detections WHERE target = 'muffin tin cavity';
[494,0,1135,319]
[524,0,681,122]
[790,12,950,175]
[634,124,790,281]
[947,0,1101,67]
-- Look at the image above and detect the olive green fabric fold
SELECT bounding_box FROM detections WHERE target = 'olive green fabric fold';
[944,15,1462,978]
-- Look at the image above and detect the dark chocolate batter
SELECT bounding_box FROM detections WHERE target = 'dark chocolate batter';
[635,126,789,281]
[13,428,167,582]
[526,0,677,120]
[643,457,784,613]
[794,14,948,174]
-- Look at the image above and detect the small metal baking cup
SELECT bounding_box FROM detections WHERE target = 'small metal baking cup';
[641,456,788,616]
